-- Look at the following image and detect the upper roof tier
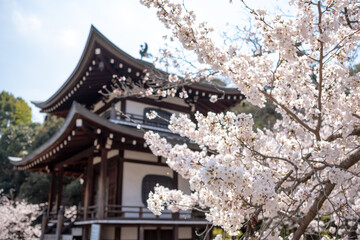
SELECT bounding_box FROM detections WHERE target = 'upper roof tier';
[32,26,244,117]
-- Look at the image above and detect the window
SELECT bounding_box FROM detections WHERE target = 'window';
[142,174,173,205]
[143,108,172,128]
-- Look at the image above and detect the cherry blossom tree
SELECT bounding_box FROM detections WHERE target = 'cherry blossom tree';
[138,0,360,239]
[0,190,41,240]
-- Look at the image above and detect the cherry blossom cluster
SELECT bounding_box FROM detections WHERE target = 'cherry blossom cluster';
[0,190,41,240]
[141,0,360,239]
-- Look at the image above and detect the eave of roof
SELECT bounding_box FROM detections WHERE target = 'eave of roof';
[11,102,198,169]
[32,25,151,110]
[32,25,243,114]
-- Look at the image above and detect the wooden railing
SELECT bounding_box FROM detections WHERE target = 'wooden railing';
[78,205,206,221]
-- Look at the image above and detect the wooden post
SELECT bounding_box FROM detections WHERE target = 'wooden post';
[115,151,124,219]
[55,168,64,215]
[110,103,116,119]
[115,227,121,240]
[84,156,94,220]
[55,208,64,240]
[172,171,179,220]
[116,150,124,207]
[173,226,179,240]
[82,226,88,240]
[40,211,48,240]
[138,225,144,240]
[97,146,108,219]
[157,227,161,240]
[120,100,126,119]
[47,171,56,217]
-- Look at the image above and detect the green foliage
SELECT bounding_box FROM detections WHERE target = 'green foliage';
[63,179,82,206]
[231,100,281,130]
[0,91,32,131]
[0,123,37,196]
[18,173,50,204]
[31,115,64,150]
[0,91,72,204]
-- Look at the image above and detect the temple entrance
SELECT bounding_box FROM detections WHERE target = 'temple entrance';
[144,229,173,240]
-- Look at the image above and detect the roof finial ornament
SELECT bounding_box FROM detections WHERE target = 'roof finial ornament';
[139,42,152,59]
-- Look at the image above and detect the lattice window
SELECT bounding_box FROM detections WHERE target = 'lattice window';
[142,174,173,205]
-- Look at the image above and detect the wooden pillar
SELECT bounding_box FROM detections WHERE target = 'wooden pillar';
[97,146,108,219]
[55,208,64,240]
[138,225,144,240]
[115,227,121,240]
[82,226,89,240]
[192,227,196,240]
[173,226,179,240]
[172,171,179,220]
[110,103,116,119]
[40,212,48,240]
[121,99,126,118]
[157,227,161,240]
[84,156,94,220]
[47,171,56,216]
[55,168,64,214]
[116,150,124,206]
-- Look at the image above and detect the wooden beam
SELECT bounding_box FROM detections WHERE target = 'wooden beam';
[122,157,168,167]
[55,146,94,168]
[97,145,108,219]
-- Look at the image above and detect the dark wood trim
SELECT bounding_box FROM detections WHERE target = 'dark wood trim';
[122,157,168,167]
[127,97,191,114]
[83,156,94,220]
[97,145,108,219]
[112,142,152,154]
[47,172,56,216]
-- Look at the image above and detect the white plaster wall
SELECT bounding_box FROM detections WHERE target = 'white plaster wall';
[122,162,173,218]
[179,227,192,239]
[124,150,157,162]
[121,227,137,240]
[178,175,191,195]
[122,162,173,206]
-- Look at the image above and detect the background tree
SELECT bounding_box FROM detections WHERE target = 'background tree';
[0,91,81,205]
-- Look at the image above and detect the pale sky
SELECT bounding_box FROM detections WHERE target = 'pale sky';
[0,0,290,123]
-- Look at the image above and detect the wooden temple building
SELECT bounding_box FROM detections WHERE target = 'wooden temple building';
[10,26,244,240]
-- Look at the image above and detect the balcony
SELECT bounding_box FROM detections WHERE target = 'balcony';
[102,109,172,133]
[78,204,206,222]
